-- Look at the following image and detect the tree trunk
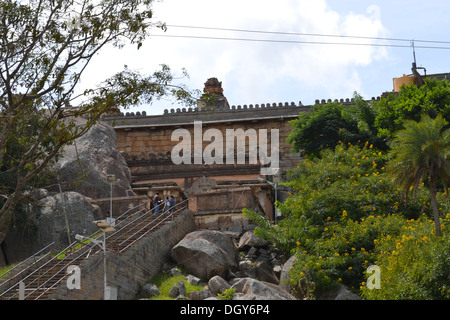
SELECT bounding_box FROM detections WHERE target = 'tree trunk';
[429,175,442,237]
[0,203,15,248]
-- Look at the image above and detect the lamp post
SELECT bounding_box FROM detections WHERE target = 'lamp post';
[75,219,115,300]
[259,168,281,223]
[106,174,117,227]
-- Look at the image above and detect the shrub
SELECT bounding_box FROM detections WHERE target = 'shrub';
[218,288,236,300]
[244,142,449,299]
[361,214,450,300]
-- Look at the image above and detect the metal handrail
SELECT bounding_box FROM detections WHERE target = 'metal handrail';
[24,203,164,299]
[27,203,172,299]
[0,242,55,283]
[0,248,66,300]
[117,200,186,247]
[0,242,57,300]
[115,201,147,222]
[119,211,177,254]
[1,197,187,300]
[118,200,188,253]
[25,238,104,300]
[22,208,149,299]
[1,241,91,300]
[103,201,167,244]
[1,214,112,299]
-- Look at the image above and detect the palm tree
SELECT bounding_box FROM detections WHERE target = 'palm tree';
[388,114,450,237]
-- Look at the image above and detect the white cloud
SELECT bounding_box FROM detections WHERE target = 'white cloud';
[78,0,390,113]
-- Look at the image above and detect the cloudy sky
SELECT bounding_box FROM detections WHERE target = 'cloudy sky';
[79,0,450,115]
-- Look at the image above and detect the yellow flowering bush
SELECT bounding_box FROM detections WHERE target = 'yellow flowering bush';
[289,213,407,296]
[361,216,450,299]
[244,143,449,299]
[218,288,236,300]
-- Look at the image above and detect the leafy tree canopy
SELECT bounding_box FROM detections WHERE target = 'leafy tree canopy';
[287,93,386,157]
[0,0,200,244]
[244,142,450,299]
[376,78,450,140]
[288,78,450,157]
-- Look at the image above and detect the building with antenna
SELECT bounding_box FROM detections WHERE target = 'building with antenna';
[393,60,450,92]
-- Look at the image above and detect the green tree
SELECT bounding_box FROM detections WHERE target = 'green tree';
[288,79,450,158]
[0,0,199,245]
[375,78,450,140]
[340,93,387,151]
[388,114,450,237]
[287,93,385,157]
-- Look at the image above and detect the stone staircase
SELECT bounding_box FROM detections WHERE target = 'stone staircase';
[0,200,188,300]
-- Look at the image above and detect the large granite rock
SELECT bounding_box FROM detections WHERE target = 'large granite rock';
[171,230,238,280]
[30,191,102,247]
[279,255,297,295]
[2,190,102,261]
[55,121,135,202]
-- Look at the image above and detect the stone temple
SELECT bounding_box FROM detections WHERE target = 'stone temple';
[103,78,355,227]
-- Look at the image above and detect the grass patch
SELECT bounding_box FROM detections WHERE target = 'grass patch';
[53,233,102,259]
[142,270,205,300]
[0,264,17,280]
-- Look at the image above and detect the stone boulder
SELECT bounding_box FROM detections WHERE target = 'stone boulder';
[231,278,296,300]
[208,275,231,295]
[169,281,187,299]
[30,191,102,248]
[142,284,160,297]
[238,231,267,250]
[54,121,135,213]
[254,261,279,284]
[279,255,297,295]
[171,230,238,279]
[189,288,214,300]
[236,260,279,284]
[186,274,203,286]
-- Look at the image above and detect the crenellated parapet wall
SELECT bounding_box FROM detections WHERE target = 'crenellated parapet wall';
[110,100,307,119]
[107,96,384,119]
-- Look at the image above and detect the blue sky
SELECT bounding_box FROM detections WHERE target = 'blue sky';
[79,0,450,115]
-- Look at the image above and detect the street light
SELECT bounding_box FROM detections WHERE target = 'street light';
[75,219,115,300]
[106,174,119,227]
[258,168,281,223]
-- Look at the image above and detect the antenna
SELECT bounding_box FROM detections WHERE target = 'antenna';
[411,39,427,77]
[411,39,417,67]
[411,39,426,87]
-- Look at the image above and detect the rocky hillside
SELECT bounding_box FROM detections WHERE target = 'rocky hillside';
[139,229,361,300]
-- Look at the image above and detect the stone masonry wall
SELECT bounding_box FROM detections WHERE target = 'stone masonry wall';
[113,116,302,185]
[49,210,195,300]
